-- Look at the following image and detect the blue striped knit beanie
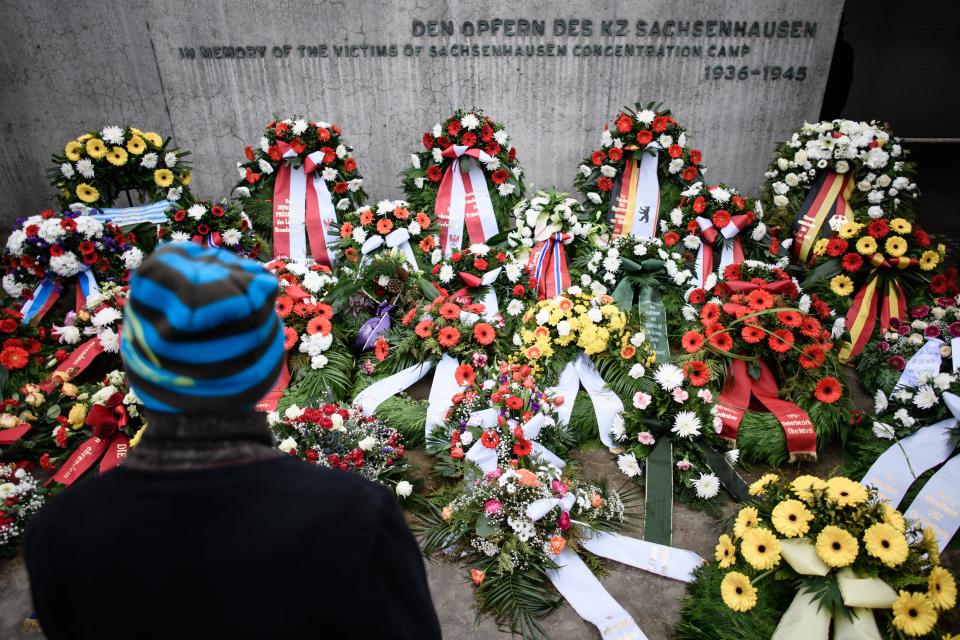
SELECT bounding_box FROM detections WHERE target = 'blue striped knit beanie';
[121,243,284,413]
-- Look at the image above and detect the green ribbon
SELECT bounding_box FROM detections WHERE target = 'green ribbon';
[644,437,674,545]
[611,272,670,363]
[701,443,749,502]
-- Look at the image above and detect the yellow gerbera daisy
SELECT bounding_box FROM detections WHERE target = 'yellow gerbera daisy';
[855,235,877,255]
[771,499,813,538]
[143,131,163,147]
[733,506,760,539]
[740,527,781,570]
[890,218,912,234]
[839,221,862,239]
[76,133,93,142]
[64,140,83,161]
[85,138,107,159]
[928,567,957,610]
[715,534,736,568]
[105,146,128,166]
[129,126,144,136]
[182,171,192,186]
[154,169,174,187]
[885,236,908,258]
[792,475,827,500]
[863,522,909,567]
[813,238,829,257]
[748,473,779,496]
[720,572,757,612]
[815,525,859,567]
[892,590,937,636]
[126,136,146,155]
[75,183,100,204]
[830,274,855,297]
[920,251,941,271]
[825,476,868,507]
[883,503,906,533]
[923,527,941,566]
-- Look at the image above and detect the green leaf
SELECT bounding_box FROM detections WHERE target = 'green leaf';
[476,513,498,538]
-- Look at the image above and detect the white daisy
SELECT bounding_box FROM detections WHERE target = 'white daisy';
[654,363,684,391]
[671,411,702,439]
[693,473,720,499]
[617,453,641,478]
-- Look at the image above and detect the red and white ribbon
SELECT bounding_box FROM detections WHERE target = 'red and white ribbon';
[272,143,338,266]
[435,146,499,257]
[529,232,571,299]
[693,214,750,288]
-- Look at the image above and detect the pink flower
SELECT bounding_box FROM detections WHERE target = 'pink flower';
[713,416,724,433]
[485,468,504,482]
[551,479,568,496]
[484,499,502,514]
[676,459,693,471]
[887,355,906,371]
[637,431,656,446]
[671,387,689,403]
[558,511,571,531]
[697,388,714,403]
[632,392,652,409]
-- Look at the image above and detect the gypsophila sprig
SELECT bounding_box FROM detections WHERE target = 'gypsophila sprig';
[0,463,45,557]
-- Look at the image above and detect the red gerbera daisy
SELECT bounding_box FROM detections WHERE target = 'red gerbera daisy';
[867,219,890,239]
[480,430,500,449]
[0,346,29,370]
[306,316,331,336]
[741,324,765,344]
[746,289,774,311]
[275,295,294,318]
[688,288,707,305]
[454,364,476,386]
[825,237,848,257]
[768,329,795,353]
[708,330,733,352]
[798,345,826,369]
[776,310,802,327]
[283,327,298,350]
[473,322,496,346]
[512,438,533,457]
[683,360,710,387]
[662,231,680,247]
[437,326,461,348]
[841,253,863,272]
[491,169,510,185]
[439,303,461,320]
[681,331,705,353]
[314,303,333,320]
[800,316,822,338]
[700,303,721,325]
[415,319,434,338]
[814,376,842,404]
[374,337,389,362]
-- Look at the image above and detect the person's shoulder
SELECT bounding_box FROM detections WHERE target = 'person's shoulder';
[268,455,393,504]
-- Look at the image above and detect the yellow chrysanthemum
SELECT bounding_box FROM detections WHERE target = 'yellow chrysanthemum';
[923,527,941,566]
[863,522,909,567]
[733,506,759,539]
[885,236,908,258]
[715,534,736,568]
[792,475,827,500]
[883,503,906,533]
[892,590,937,636]
[839,221,862,239]
[825,476,868,507]
[815,525,859,568]
[154,169,174,187]
[182,171,192,186]
[748,473,779,496]
[720,571,757,612]
[890,218,913,234]
[75,183,100,204]
[771,499,813,538]
[143,131,163,147]
[856,235,878,255]
[126,136,146,155]
[830,274,855,297]
[85,138,107,159]
[920,251,941,271]
[740,527,781,570]
[928,567,957,610]
[105,146,128,166]
[64,140,83,161]
[813,238,830,257]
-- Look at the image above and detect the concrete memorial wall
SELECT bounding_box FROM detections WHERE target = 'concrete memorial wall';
[0,0,842,221]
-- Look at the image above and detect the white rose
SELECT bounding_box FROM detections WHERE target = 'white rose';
[278,437,298,454]
[395,481,413,498]
[358,435,377,451]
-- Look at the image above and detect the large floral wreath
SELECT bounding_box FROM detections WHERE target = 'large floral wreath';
[401,108,523,255]
[49,125,191,209]
[761,119,918,263]
[160,200,261,257]
[3,210,143,324]
[574,102,703,238]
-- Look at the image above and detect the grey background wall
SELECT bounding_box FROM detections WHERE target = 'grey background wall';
[0,0,841,221]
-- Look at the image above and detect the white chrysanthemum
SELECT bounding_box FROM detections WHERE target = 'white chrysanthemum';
[912,385,939,410]
[292,118,308,135]
[258,158,274,175]
[874,390,888,414]
[586,192,601,204]
[259,136,270,153]
[169,231,191,242]
[92,307,123,328]
[654,363,684,391]
[74,158,96,180]
[438,264,454,283]
[893,408,915,427]
[59,162,75,179]
[600,164,617,178]
[101,126,124,145]
[693,473,720,499]
[335,144,348,158]
[49,253,82,277]
[460,113,480,130]
[872,421,895,440]
[671,411,702,439]
[167,187,183,202]
[221,229,242,246]
[933,373,955,391]
[506,300,524,316]
[602,255,621,273]
[635,109,655,124]
[121,246,143,270]
[164,152,178,168]
[98,327,120,353]
[53,324,81,345]
[617,453,641,477]
[5,230,26,256]
[321,167,337,182]
[39,218,66,244]
[187,204,207,220]
[469,243,490,256]
[497,183,515,196]
[494,130,509,145]
[611,413,626,441]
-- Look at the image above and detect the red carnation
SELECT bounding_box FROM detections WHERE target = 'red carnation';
[636,130,653,146]
[913,228,930,247]
[0,319,15,333]
[426,165,443,182]
[491,169,510,185]
[474,258,488,271]
[512,285,525,297]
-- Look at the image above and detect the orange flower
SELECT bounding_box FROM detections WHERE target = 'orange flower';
[534,326,550,338]
[746,289,774,311]
[419,236,435,252]
[620,345,636,359]
[776,310,802,327]
[415,319,434,338]
[709,330,733,352]
[558,298,574,312]
[306,316,331,336]
[344,247,359,263]
[814,376,842,403]
[374,337,389,361]
[276,295,294,318]
[549,536,566,555]
[684,360,710,387]
[416,212,431,228]
[525,346,541,359]
[283,327,298,350]
[700,303,721,325]
[798,345,825,369]
[437,326,461,347]
[470,569,486,586]
[681,331,704,353]
[454,364,476,386]
[590,494,604,508]
[516,469,540,486]
[401,306,417,326]
[439,302,461,320]
[741,324,764,344]
[359,210,374,225]
[314,303,333,320]
[376,218,394,235]
[339,222,353,238]
[800,316,822,338]
[768,329,795,353]
[393,207,410,220]
[473,322,496,345]
[480,430,500,448]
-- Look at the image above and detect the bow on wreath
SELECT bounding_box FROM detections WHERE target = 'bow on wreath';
[529,232,571,298]
[272,141,338,266]
[839,253,913,362]
[434,146,499,257]
[694,213,752,288]
[360,228,420,273]
[50,391,130,486]
[449,267,502,321]
[792,170,854,263]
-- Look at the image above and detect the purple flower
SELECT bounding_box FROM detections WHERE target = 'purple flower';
[925,324,942,338]
[887,355,906,371]
[889,317,900,329]
[558,511,571,531]
[898,324,911,336]
[950,322,960,338]
[912,305,930,319]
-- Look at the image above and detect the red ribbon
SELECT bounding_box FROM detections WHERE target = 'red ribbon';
[718,360,817,462]
[0,423,31,446]
[272,142,332,265]
[50,393,131,486]
[528,233,571,299]
[39,337,105,393]
[435,147,490,254]
[256,352,290,413]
